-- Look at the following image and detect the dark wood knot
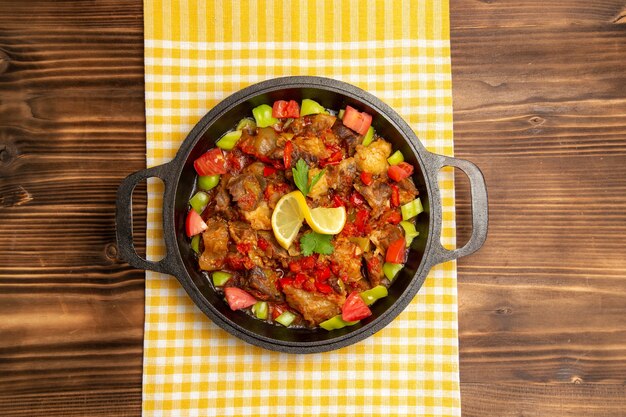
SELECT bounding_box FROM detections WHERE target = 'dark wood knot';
[495,307,512,315]
[0,50,10,75]
[0,147,11,164]
[529,116,545,126]
[105,243,119,260]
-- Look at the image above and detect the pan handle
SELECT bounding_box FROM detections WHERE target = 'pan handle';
[425,153,488,265]
[115,162,177,275]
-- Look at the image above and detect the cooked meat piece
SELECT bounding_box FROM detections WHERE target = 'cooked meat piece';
[369,224,404,255]
[228,221,258,245]
[292,135,331,164]
[264,181,292,209]
[224,147,252,174]
[353,180,391,215]
[363,252,385,287]
[283,286,344,326]
[227,173,263,211]
[332,236,364,283]
[355,139,391,175]
[245,267,284,301]
[308,113,337,134]
[243,161,266,177]
[199,219,229,271]
[288,115,311,135]
[238,127,278,159]
[242,201,272,230]
[257,231,290,264]
[397,177,419,205]
[307,167,329,200]
[326,157,357,196]
[332,119,361,156]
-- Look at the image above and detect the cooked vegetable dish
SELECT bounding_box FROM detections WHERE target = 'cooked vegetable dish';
[185,99,423,330]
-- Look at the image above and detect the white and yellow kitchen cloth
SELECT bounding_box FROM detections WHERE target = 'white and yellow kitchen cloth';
[143,1,459,415]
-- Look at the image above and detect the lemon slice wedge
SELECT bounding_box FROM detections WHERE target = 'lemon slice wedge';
[305,206,347,235]
[271,190,347,249]
[271,191,306,249]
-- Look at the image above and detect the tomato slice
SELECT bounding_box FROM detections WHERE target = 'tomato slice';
[342,105,373,135]
[194,148,227,176]
[386,238,406,264]
[263,165,277,176]
[272,100,300,118]
[185,209,207,237]
[224,287,257,310]
[360,172,373,186]
[387,162,414,182]
[342,291,372,322]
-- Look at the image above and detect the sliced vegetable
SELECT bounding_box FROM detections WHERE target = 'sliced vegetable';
[224,287,257,310]
[263,165,277,176]
[360,285,389,305]
[212,271,232,286]
[185,209,207,237]
[320,315,358,331]
[283,140,293,168]
[361,126,375,146]
[197,175,220,191]
[349,237,371,252]
[387,150,404,166]
[343,105,372,135]
[252,301,268,320]
[189,191,209,213]
[194,148,227,176]
[360,171,373,186]
[275,311,296,327]
[236,117,256,132]
[272,100,300,118]
[385,238,406,264]
[252,104,279,128]
[387,162,414,182]
[390,184,400,207]
[401,198,423,220]
[342,291,372,322]
[300,99,326,116]
[400,220,419,246]
[190,234,201,253]
[216,130,242,150]
[382,262,403,281]
[338,109,345,119]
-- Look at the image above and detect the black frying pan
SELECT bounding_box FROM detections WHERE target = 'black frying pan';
[115,76,488,353]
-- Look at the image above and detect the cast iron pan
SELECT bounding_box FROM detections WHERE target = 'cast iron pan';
[115,76,488,353]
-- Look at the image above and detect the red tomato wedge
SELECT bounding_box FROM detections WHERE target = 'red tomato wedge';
[224,287,257,310]
[342,291,372,322]
[194,148,227,176]
[387,162,414,182]
[342,105,373,135]
[386,238,406,264]
[272,100,300,118]
[185,209,207,237]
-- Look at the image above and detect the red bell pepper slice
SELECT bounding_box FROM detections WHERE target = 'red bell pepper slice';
[315,281,333,294]
[391,184,400,207]
[283,141,293,169]
[342,291,372,322]
[360,172,373,186]
[194,148,227,176]
[342,105,373,135]
[263,165,277,176]
[387,162,414,182]
[386,238,406,264]
[185,209,207,237]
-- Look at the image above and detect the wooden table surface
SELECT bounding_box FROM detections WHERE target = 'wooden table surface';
[1,1,625,415]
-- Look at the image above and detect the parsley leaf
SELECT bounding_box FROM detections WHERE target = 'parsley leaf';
[300,231,335,256]
[292,158,326,197]
[292,159,310,195]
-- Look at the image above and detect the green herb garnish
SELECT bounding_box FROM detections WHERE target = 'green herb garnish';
[300,231,335,256]
[292,158,325,197]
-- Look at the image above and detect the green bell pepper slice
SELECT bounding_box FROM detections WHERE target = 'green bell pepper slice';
[360,285,389,305]
[212,271,232,286]
[190,235,201,253]
[387,150,404,165]
[252,301,268,320]
[319,315,359,331]
[236,117,256,131]
[275,311,296,327]
[216,130,242,150]
[399,220,419,246]
[189,191,209,214]
[382,262,403,281]
[361,126,375,146]
[401,197,423,221]
[252,104,279,128]
[300,99,327,116]
[197,175,220,191]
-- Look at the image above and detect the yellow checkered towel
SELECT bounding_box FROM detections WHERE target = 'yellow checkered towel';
[143,1,459,415]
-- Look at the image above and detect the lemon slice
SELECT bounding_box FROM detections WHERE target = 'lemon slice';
[305,206,347,235]
[271,191,306,249]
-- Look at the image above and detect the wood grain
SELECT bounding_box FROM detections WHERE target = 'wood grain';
[0,0,145,414]
[450,0,626,414]
[1,0,625,416]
